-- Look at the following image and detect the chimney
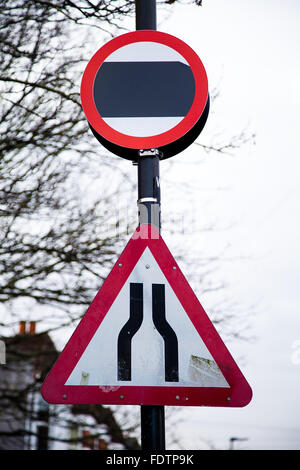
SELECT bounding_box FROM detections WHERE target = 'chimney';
[19,321,36,335]
[29,321,36,335]
[19,321,26,335]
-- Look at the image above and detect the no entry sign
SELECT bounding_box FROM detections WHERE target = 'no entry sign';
[81,31,209,160]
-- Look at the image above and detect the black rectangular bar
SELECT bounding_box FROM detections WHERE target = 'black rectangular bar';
[93,62,194,118]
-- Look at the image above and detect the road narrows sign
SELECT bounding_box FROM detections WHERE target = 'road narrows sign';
[42,225,252,407]
[80,30,209,160]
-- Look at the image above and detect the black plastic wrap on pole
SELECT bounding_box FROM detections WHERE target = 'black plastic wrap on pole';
[135,0,165,452]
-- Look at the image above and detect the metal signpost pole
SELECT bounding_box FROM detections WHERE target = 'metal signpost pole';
[135,0,165,451]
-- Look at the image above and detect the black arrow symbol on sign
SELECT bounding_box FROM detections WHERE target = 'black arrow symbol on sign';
[117,283,179,382]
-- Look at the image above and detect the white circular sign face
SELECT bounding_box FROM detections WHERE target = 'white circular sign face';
[81,30,209,151]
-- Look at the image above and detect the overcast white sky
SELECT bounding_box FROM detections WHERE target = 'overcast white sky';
[150,0,300,450]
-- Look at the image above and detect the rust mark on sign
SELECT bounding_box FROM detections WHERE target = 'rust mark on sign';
[187,355,229,387]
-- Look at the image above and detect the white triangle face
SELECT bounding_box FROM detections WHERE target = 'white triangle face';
[66,248,229,389]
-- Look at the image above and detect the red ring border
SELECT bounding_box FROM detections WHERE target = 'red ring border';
[80,31,209,149]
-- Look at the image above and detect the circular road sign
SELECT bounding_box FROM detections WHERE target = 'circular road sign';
[81,30,209,160]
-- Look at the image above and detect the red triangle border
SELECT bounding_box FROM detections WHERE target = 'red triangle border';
[42,224,252,407]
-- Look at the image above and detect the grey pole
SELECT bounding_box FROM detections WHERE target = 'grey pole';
[135,0,165,451]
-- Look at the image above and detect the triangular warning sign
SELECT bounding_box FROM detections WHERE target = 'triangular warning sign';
[42,225,252,407]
